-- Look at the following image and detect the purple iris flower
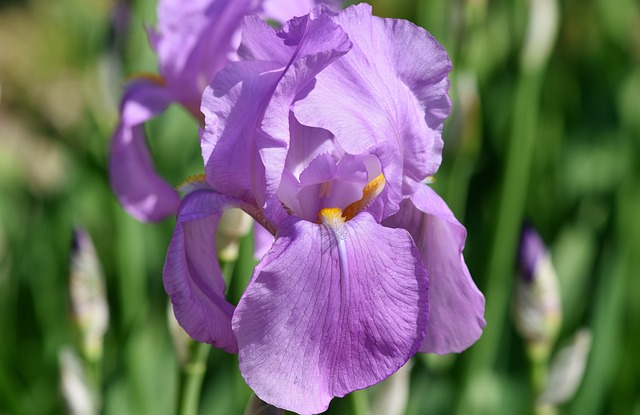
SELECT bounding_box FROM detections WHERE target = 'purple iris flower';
[109,0,341,222]
[163,4,485,414]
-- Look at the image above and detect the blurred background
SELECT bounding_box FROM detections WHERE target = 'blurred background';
[0,0,638,413]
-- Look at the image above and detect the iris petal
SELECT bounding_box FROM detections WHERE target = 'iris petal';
[109,78,180,222]
[232,213,428,414]
[201,12,352,225]
[384,185,485,354]
[163,189,241,353]
[293,3,452,215]
[151,0,256,107]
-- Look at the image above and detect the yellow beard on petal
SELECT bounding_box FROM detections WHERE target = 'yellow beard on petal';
[343,173,385,221]
[318,207,346,229]
[316,173,386,228]
[177,174,208,194]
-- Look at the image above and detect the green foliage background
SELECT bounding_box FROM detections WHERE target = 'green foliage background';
[0,0,638,413]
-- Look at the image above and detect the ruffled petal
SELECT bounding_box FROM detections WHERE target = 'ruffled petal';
[259,0,342,26]
[201,12,351,224]
[163,189,240,353]
[293,3,452,206]
[201,60,284,207]
[237,14,295,64]
[109,78,180,222]
[383,185,485,354]
[233,213,428,414]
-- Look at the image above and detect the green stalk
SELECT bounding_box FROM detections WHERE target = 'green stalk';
[0,353,20,415]
[528,342,553,415]
[457,67,544,414]
[478,66,543,365]
[175,341,210,415]
[85,356,104,413]
[175,258,237,415]
[350,388,370,415]
[528,346,549,397]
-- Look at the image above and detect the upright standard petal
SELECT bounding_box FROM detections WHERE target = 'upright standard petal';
[293,4,452,207]
[201,13,351,223]
[150,0,256,109]
[163,189,240,353]
[201,60,284,207]
[109,77,180,221]
[384,185,485,354]
[259,0,343,25]
[233,213,428,414]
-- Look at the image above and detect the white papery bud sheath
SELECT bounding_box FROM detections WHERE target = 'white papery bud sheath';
[70,227,109,362]
[59,347,96,415]
[537,329,591,407]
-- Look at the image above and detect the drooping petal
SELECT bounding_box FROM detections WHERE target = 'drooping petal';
[163,188,241,353]
[109,77,180,222]
[233,212,428,414]
[201,12,352,224]
[293,3,452,210]
[383,185,485,354]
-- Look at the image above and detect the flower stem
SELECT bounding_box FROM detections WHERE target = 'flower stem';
[350,388,370,415]
[174,257,237,415]
[175,341,210,415]
[456,67,545,414]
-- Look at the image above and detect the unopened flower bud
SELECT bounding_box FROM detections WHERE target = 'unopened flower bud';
[513,224,562,350]
[70,227,109,362]
[216,208,253,261]
[537,329,591,407]
[59,347,96,415]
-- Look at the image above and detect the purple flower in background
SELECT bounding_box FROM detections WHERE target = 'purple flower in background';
[163,4,485,414]
[518,222,549,281]
[513,223,561,344]
[109,0,341,222]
